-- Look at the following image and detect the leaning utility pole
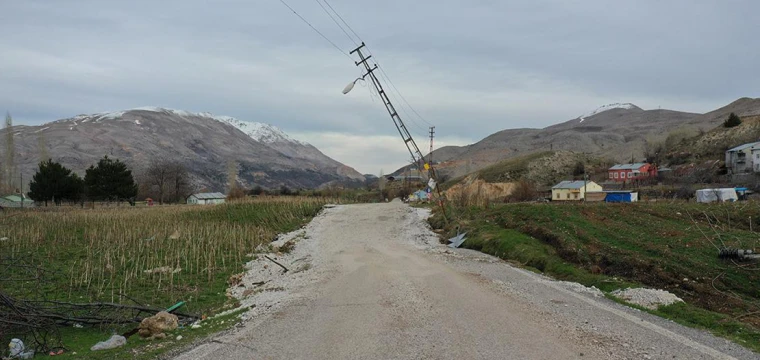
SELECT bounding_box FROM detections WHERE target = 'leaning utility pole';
[428,126,435,165]
[349,43,428,173]
[348,43,447,222]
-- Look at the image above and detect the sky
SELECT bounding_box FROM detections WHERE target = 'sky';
[1,0,758,174]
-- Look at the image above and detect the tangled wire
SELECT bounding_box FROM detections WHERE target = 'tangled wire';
[0,256,197,354]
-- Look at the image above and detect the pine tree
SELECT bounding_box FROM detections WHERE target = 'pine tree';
[28,159,83,206]
[84,156,138,204]
[724,112,742,128]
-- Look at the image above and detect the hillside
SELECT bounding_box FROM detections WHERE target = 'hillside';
[3,108,364,191]
[422,98,760,180]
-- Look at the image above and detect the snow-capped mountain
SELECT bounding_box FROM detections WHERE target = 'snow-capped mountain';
[577,103,641,122]
[64,107,309,146]
[14,107,364,190]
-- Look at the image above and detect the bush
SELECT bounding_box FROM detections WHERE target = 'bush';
[227,185,247,200]
[724,112,742,128]
[506,180,537,202]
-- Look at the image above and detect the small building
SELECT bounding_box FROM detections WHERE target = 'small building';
[551,180,602,201]
[187,192,226,205]
[695,188,738,203]
[0,195,35,208]
[726,141,760,174]
[608,163,657,182]
[604,191,639,203]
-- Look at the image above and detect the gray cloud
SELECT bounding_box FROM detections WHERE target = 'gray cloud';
[1,0,758,173]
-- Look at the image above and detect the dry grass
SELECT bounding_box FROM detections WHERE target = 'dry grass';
[0,196,335,312]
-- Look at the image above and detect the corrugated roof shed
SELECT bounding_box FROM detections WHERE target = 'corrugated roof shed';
[609,163,648,170]
[189,192,226,200]
[552,180,588,189]
[727,141,760,152]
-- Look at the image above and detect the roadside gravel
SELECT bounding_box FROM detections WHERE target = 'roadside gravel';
[175,201,758,360]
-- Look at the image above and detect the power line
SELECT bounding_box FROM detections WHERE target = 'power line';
[276,0,352,60]
[314,0,359,47]
[322,0,363,42]
[319,0,433,128]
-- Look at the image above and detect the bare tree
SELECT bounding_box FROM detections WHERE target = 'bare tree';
[144,159,171,204]
[141,159,193,204]
[167,162,191,203]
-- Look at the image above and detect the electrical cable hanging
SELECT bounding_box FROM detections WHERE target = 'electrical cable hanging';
[276,0,352,60]
[314,0,359,47]
[318,0,433,128]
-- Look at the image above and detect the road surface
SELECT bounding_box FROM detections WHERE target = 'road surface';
[175,202,757,360]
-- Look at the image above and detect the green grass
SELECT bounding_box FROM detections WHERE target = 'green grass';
[0,197,334,358]
[430,201,760,352]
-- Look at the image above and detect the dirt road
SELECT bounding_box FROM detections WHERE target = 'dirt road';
[176,202,757,360]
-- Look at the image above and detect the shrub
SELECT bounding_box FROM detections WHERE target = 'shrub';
[724,112,742,128]
[506,180,537,202]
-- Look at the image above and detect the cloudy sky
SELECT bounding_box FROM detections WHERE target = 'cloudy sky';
[2,1,758,174]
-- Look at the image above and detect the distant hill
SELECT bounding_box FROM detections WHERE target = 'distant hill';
[417,98,760,179]
[3,107,364,191]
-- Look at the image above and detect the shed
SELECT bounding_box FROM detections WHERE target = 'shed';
[0,195,35,208]
[187,192,226,205]
[604,191,639,203]
[695,189,738,203]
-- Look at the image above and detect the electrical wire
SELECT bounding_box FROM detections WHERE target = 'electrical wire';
[276,0,352,60]
[314,0,359,47]
[322,0,363,43]
[319,0,433,128]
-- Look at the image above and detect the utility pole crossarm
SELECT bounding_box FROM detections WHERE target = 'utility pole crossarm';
[349,43,427,173]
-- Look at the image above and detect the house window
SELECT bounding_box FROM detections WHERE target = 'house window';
[574,193,578,199]
[614,172,619,179]
[555,193,559,199]
[609,172,613,179]
[628,172,633,178]
[566,193,570,199]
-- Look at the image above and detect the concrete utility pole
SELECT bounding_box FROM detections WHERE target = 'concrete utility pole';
[349,43,427,173]
[428,126,435,165]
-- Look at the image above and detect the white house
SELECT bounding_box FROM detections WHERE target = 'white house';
[187,192,226,205]
[551,180,603,201]
[726,141,760,174]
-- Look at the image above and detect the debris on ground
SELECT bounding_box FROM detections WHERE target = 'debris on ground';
[138,311,179,339]
[556,281,604,298]
[448,231,467,248]
[718,248,760,261]
[611,288,683,310]
[7,339,34,359]
[91,335,127,351]
[228,273,245,287]
[143,266,182,274]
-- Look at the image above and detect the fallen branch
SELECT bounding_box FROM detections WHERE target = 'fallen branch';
[264,255,289,273]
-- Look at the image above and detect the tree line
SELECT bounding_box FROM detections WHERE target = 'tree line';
[27,156,191,206]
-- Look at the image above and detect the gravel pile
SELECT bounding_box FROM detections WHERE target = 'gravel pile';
[556,281,604,298]
[611,288,683,310]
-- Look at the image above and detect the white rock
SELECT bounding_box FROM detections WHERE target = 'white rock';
[176,335,183,341]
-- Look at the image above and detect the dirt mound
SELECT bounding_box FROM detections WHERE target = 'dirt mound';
[446,179,514,205]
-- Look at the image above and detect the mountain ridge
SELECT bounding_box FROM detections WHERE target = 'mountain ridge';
[412,97,760,179]
[5,108,364,192]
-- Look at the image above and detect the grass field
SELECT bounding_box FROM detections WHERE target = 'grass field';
[429,201,760,351]
[0,196,335,358]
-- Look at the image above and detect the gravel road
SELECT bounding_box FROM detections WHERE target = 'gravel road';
[175,201,758,360]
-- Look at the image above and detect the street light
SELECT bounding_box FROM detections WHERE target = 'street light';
[342,77,365,94]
